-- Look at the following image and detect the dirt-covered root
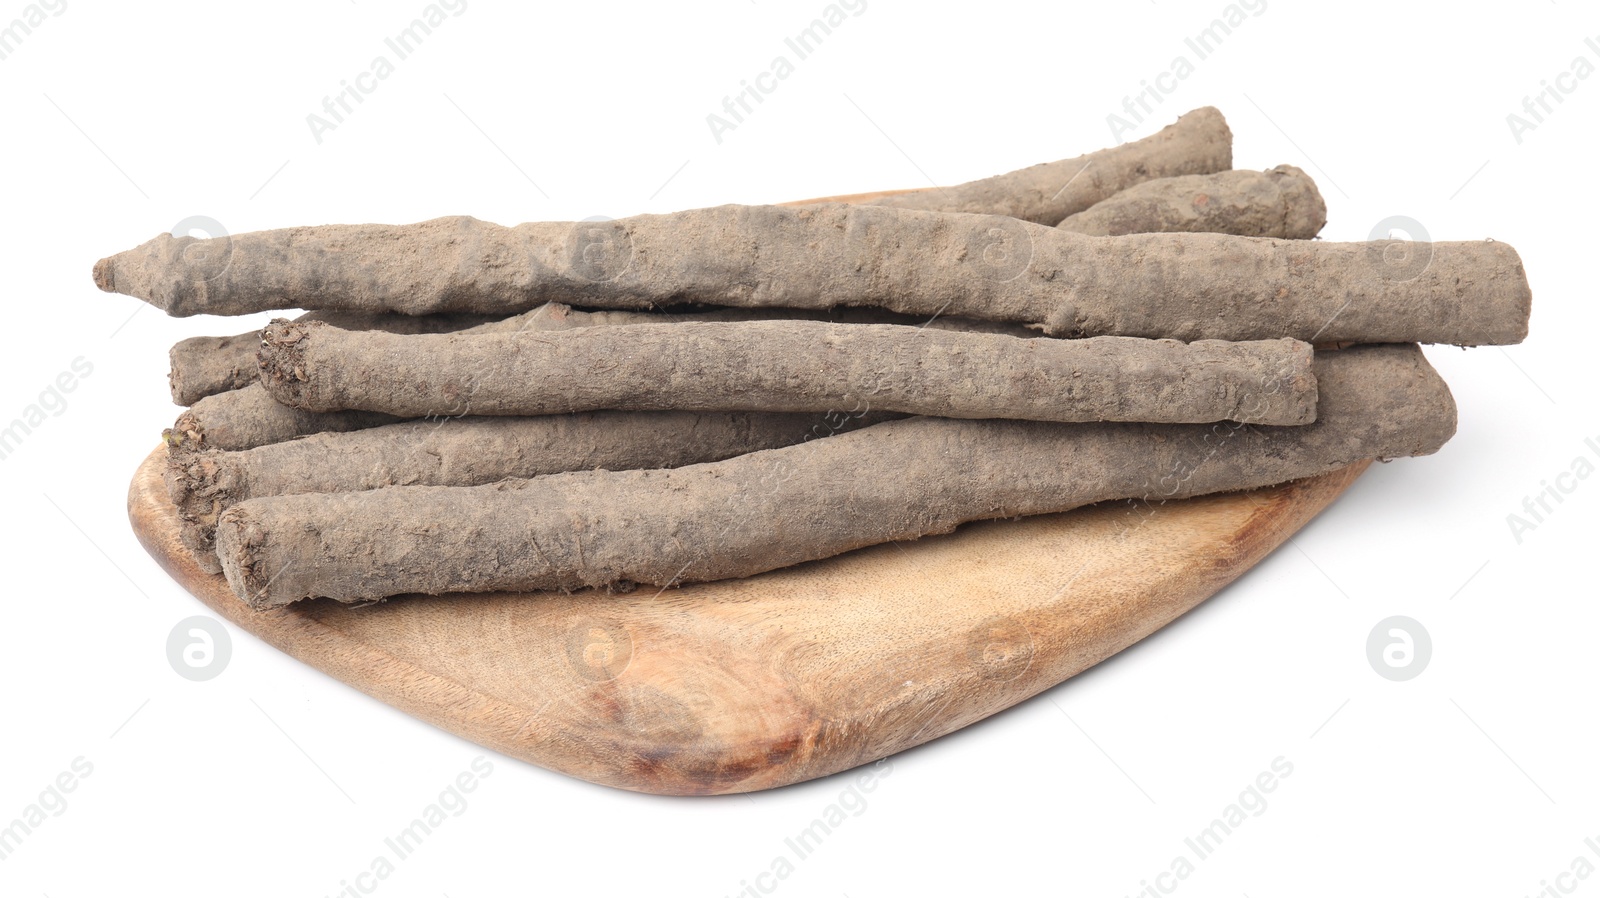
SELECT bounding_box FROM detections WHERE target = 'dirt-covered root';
[160,308,1019,455]
[1058,165,1327,238]
[164,384,400,453]
[863,107,1232,224]
[215,343,1455,609]
[167,408,893,573]
[167,302,1037,410]
[258,319,1318,425]
[93,109,1228,315]
[93,202,1530,346]
[168,334,262,409]
[168,310,503,406]
[462,301,1040,339]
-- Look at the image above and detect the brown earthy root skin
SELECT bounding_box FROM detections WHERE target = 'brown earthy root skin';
[863,106,1233,224]
[259,319,1317,426]
[164,384,400,453]
[156,168,1300,394]
[168,310,504,406]
[168,334,259,408]
[463,301,1041,339]
[1058,165,1328,238]
[215,344,1456,609]
[164,304,1027,452]
[167,408,894,571]
[94,202,1531,346]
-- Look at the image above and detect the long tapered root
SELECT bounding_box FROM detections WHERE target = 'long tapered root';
[95,202,1529,346]
[215,344,1455,609]
[865,106,1233,224]
[167,408,894,571]
[165,384,402,453]
[1058,165,1327,238]
[257,319,1318,425]
[167,310,507,406]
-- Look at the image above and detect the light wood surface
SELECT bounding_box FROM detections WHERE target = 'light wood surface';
[125,185,1370,794]
[128,446,1367,794]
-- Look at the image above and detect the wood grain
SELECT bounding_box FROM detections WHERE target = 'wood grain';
[129,446,1368,794]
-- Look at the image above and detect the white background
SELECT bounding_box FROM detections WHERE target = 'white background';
[2,1,1596,895]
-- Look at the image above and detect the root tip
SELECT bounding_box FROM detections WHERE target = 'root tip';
[215,508,277,610]
[92,257,115,293]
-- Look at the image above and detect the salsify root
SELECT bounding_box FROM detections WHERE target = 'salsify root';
[94,202,1529,346]
[1058,165,1327,238]
[168,335,263,408]
[862,106,1232,224]
[456,300,1039,338]
[168,408,892,573]
[257,319,1318,426]
[215,343,1455,608]
[161,304,1030,453]
[168,310,501,406]
[156,149,1307,407]
[164,384,401,452]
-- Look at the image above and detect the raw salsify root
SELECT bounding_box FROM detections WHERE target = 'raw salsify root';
[96,202,1530,346]
[167,310,500,406]
[257,319,1318,425]
[168,408,893,573]
[1058,165,1326,238]
[215,343,1455,608]
[863,106,1233,224]
[164,164,1324,410]
[164,384,402,453]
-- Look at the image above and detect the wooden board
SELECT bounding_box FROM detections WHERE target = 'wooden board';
[125,186,1369,794]
[129,447,1367,794]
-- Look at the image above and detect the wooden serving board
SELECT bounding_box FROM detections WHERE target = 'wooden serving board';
[129,447,1367,795]
[125,187,1369,794]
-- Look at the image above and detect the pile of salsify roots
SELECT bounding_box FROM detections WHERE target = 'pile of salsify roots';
[93,107,1530,611]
